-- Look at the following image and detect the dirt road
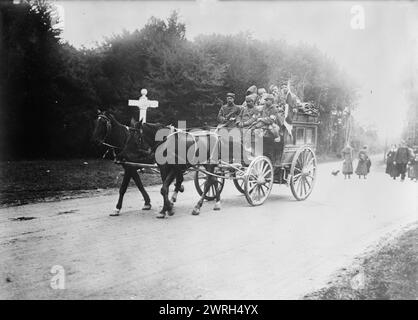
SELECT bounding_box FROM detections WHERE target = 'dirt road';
[1,156,416,299]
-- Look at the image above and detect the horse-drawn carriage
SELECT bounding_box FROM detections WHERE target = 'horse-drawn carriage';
[193,112,319,206]
[94,93,319,216]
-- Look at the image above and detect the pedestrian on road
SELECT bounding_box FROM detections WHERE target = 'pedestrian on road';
[407,147,418,182]
[385,144,398,179]
[355,146,369,179]
[341,143,353,179]
[393,141,413,182]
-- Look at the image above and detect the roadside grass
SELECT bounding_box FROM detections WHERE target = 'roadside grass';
[0,159,169,206]
[304,224,418,300]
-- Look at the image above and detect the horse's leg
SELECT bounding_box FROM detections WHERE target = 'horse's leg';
[192,167,215,215]
[157,167,168,217]
[112,168,131,216]
[171,171,185,203]
[191,178,211,216]
[158,169,176,218]
[131,168,152,210]
[213,173,221,211]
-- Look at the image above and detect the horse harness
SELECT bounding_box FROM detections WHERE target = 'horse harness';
[97,114,128,159]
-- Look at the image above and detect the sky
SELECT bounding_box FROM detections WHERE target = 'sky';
[53,0,418,142]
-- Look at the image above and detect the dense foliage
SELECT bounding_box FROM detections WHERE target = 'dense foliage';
[1,1,364,159]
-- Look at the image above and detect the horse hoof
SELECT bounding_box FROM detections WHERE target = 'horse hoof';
[110,209,120,216]
[171,196,177,203]
[191,208,200,216]
[156,213,166,219]
[142,204,152,210]
[213,202,221,211]
[167,208,175,216]
[179,185,184,193]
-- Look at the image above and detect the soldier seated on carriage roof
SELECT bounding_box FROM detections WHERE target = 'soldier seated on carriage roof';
[252,94,284,143]
[217,92,242,127]
[246,94,284,163]
[257,88,268,105]
[236,95,259,128]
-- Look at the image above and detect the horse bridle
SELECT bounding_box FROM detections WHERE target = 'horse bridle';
[96,114,112,144]
[97,114,122,159]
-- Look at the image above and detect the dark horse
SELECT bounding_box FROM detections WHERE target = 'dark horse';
[92,111,152,216]
[117,120,222,218]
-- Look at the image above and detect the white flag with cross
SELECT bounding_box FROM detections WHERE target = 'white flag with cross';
[128,89,158,123]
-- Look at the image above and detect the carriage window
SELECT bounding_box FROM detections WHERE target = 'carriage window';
[285,130,294,144]
[296,128,305,144]
[306,128,314,144]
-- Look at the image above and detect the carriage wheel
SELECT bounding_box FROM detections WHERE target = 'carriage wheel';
[244,156,274,206]
[232,171,245,194]
[194,170,225,201]
[289,146,317,201]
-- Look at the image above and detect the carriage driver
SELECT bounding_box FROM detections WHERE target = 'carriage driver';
[217,93,242,127]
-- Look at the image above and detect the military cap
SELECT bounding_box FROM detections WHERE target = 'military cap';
[245,95,255,102]
[246,85,258,95]
[265,94,275,101]
[226,93,235,98]
[258,88,267,95]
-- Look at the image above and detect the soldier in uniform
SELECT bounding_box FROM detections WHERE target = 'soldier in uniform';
[253,94,284,162]
[217,93,241,127]
[237,95,258,128]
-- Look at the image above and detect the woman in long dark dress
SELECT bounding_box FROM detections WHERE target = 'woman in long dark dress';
[386,145,398,179]
[341,144,354,179]
[355,146,369,179]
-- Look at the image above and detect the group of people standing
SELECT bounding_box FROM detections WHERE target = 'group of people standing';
[341,144,371,179]
[385,142,418,182]
[340,142,418,182]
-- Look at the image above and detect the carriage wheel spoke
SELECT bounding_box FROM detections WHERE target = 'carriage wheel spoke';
[200,182,205,190]
[259,185,266,198]
[257,185,264,201]
[260,183,269,195]
[305,177,312,190]
[293,176,302,185]
[293,172,302,180]
[305,174,314,181]
[249,182,258,194]
[299,178,305,197]
[302,178,306,195]
[296,179,302,195]
[263,171,272,181]
[252,186,258,201]
[305,152,312,164]
[305,159,315,170]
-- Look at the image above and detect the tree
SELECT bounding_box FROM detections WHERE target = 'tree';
[1,0,64,158]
